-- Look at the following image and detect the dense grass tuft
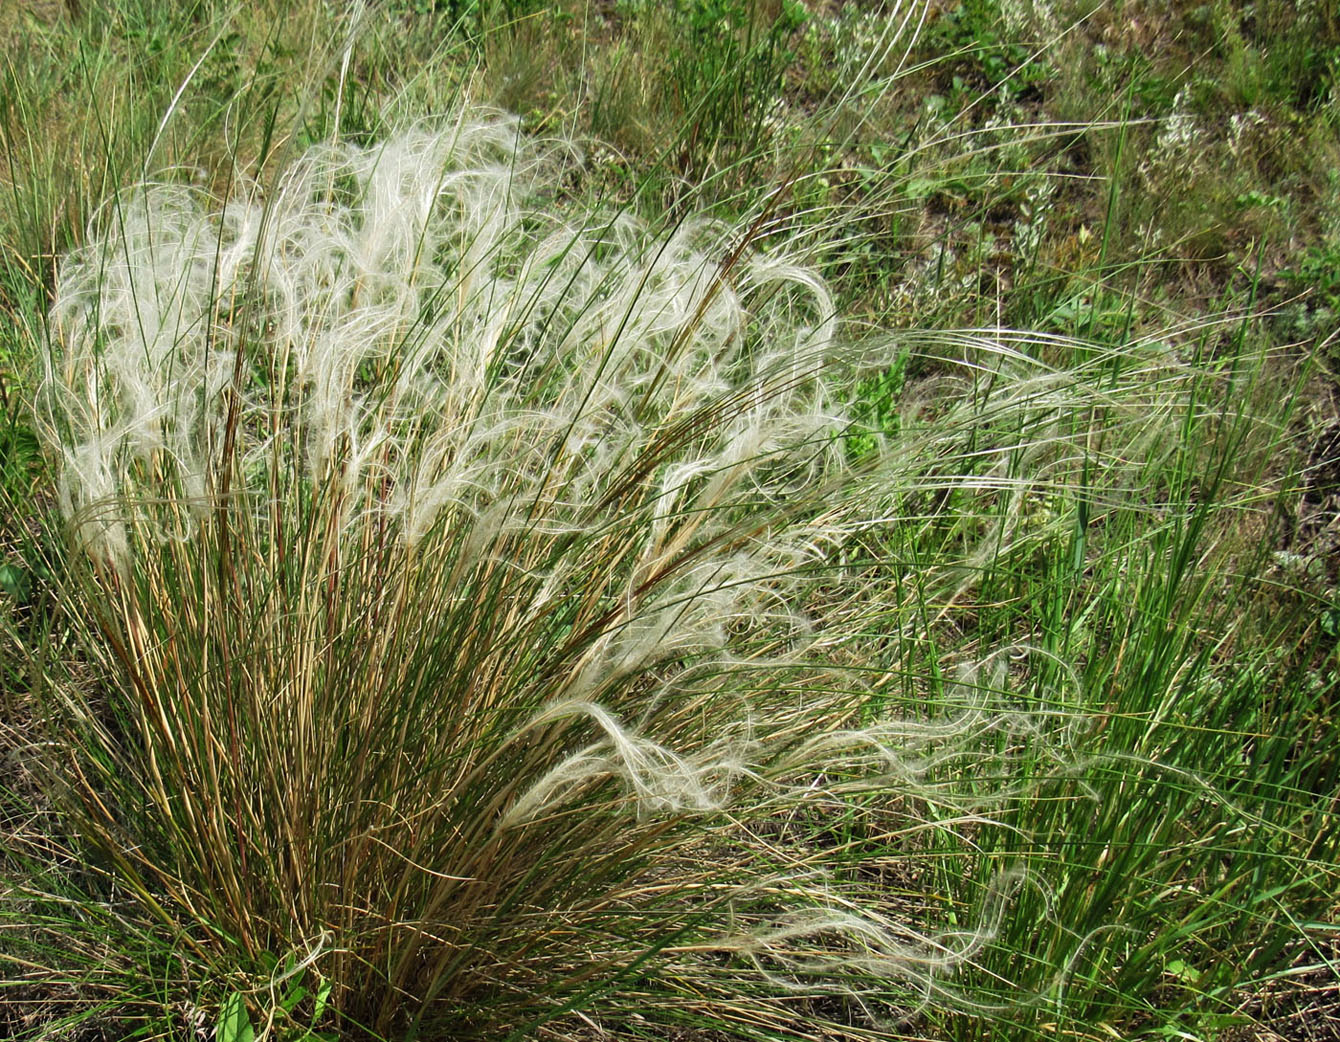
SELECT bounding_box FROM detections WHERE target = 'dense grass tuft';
[2,5,1335,1042]
[17,110,1052,1041]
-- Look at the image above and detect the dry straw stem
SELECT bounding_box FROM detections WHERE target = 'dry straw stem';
[23,107,1230,1039]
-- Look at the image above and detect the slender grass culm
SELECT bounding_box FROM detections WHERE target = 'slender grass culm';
[7,100,1333,1042]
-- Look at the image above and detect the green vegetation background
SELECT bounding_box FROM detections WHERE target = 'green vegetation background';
[1,1,1337,1041]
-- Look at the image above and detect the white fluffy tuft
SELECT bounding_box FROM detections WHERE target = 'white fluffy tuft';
[40,112,846,572]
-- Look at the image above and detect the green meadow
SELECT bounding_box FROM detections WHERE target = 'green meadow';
[1,2,1336,1040]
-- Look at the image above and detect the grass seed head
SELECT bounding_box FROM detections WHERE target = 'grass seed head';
[31,109,1016,1038]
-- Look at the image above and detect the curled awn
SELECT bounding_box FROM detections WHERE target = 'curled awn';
[31,109,1093,1038]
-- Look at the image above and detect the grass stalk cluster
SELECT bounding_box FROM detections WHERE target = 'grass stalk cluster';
[0,4,1335,1042]
[13,110,1048,1040]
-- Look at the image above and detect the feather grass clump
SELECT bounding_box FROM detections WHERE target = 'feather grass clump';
[28,109,1041,1040]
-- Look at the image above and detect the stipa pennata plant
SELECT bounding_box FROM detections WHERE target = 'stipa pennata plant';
[19,107,1225,1040]
[26,108,1003,1041]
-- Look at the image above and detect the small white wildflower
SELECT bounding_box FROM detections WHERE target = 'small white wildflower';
[1227,109,1266,158]
[1151,87,1202,167]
